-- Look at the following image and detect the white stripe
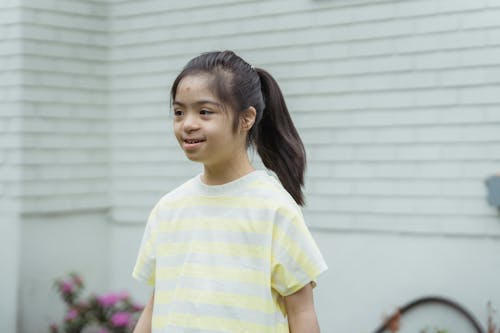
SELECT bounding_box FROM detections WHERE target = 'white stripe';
[155,275,269,299]
[156,229,271,246]
[154,301,286,328]
[156,252,269,269]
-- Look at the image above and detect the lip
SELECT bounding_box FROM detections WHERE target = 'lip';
[182,137,206,151]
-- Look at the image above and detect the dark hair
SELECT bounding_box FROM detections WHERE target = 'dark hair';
[170,50,306,205]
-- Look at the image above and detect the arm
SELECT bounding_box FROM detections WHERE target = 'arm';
[133,291,154,333]
[284,283,320,333]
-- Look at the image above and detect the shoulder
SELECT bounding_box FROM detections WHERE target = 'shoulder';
[245,171,302,215]
[152,175,199,210]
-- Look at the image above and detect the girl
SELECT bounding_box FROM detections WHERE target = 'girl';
[132,50,327,333]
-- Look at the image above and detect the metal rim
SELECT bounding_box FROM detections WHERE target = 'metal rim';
[373,295,485,333]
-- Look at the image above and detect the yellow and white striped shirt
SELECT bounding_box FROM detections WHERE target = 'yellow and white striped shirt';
[133,170,327,333]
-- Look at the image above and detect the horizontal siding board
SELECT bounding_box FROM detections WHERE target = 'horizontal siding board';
[0,39,23,55]
[21,54,107,75]
[305,194,491,216]
[302,211,500,236]
[293,107,498,128]
[22,179,108,195]
[21,195,109,214]
[306,178,487,197]
[307,143,500,162]
[21,7,107,31]
[23,40,107,62]
[21,23,108,46]
[22,103,109,118]
[21,0,107,17]
[307,161,498,179]
[23,148,108,164]
[23,133,108,148]
[22,71,107,90]
[111,0,257,17]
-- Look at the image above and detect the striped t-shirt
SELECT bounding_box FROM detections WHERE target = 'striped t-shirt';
[132,170,327,333]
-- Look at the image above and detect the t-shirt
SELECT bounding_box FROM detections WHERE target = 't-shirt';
[132,170,327,333]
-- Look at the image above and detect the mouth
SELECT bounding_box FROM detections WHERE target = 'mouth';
[183,138,206,144]
[182,137,206,151]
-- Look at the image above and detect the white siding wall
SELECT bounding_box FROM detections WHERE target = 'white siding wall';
[20,0,109,215]
[108,0,500,235]
[5,1,112,332]
[0,3,23,332]
[108,1,500,331]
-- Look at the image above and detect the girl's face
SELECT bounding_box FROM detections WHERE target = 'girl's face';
[172,74,247,169]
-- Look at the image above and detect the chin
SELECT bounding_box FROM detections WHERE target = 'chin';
[184,154,204,163]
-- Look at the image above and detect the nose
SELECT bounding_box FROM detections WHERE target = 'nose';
[182,112,200,133]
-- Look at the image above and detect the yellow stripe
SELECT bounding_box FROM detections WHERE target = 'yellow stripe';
[272,224,321,278]
[155,217,272,234]
[153,312,289,332]
[147,269,155,285]
[156,263,268,286]
[160,196,296,218]
[156,288,276,313]
[247,179,284,193]
[271,262,301,296]
[132,262,155,285]
[157,241,268,260]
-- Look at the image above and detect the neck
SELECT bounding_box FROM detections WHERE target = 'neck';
[201,153,255,185]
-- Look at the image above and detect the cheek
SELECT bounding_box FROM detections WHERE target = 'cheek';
[173,122,182,139]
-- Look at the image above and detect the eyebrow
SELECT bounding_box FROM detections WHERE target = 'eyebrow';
[173,100,223,108]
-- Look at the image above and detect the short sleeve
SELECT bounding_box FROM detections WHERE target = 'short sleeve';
[271,207,328,297]
[132,205,159,286]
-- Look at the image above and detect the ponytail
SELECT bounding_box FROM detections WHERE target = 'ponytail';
[255,68,306,206]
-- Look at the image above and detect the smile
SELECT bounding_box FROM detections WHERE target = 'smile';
[184,138,205,144]
[182,138,206,151]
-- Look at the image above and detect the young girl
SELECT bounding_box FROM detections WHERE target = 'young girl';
[132,50,327,333]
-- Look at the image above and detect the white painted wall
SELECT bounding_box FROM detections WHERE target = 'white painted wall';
[19,212,110,333]
[313,231,500,332]
[2,0,500,332]
[0,214,21,333]
[1,0,112,331]
[1,2,23,332]
[19,0,109,215]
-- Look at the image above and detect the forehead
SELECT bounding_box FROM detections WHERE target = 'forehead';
[175,74,217,101]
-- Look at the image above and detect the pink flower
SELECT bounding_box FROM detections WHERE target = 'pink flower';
[61,281,73,294]
[97,293,120,307]
[111,311,131,327]
[97,291,129,307]
[64,309,78,321]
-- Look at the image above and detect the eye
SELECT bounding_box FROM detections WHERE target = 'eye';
[174,109,183,117]
[199,109,213,116]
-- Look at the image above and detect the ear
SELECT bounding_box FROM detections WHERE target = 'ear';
[240,106,257,132]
